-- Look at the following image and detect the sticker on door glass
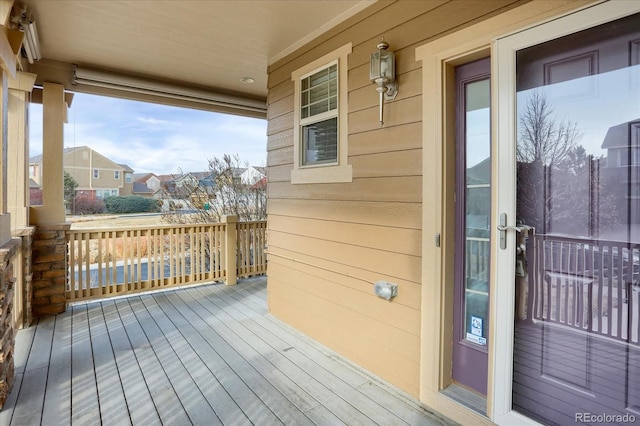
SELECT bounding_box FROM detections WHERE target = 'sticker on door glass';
[466,316,486,345]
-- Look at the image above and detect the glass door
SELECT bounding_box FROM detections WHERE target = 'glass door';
[452,57,491,396]
[509,12,640,425]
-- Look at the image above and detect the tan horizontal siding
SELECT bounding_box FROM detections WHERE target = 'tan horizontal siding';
[268,230,421,284]
[267,164,292,183]
[267,146,294,167]
[268,199,422,229]
[349,95,422,134]
[266,79,294,105]
[267,129,293,152]
[268,245,422,311]
[268,277,421,396]
[350,149,421,179]
[267,111,293,136]
[349,67,422,112]
[269,260,421,339]
[348,121,422,157]
[265,0,527,398]
[269,215,421,257]
[268,176,421,203]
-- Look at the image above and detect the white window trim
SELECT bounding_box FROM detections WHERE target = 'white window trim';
[114,170,120,180]
[291,43,352,184]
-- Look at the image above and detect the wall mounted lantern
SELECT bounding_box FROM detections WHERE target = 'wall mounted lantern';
[370,38,398,125]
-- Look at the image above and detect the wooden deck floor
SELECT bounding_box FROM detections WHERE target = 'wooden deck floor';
[1,277,452,426]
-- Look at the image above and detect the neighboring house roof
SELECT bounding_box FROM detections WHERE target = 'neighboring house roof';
[601,119,640,149]
[29,178,41,189]
[251,176,267,190]
[467,157,491,185]
[30,146,135,175]
[29,146,84,164]
[241,165,267,186]
[118,163,134,173]
[133,173,158,183]
[156,174,176,182]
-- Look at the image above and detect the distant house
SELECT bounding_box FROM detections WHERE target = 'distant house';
[155,172,216,209]
[241,166,267,186]
[155,167,266,213]
[132,173,161,198]
[29,146,134,200]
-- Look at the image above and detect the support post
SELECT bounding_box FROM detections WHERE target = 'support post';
[30,82,66,225]
[7,72,36,230]
[223,215,238,285]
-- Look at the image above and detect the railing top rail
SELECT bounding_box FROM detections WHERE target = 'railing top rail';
[67,219,268,235]
[534,233,640,248]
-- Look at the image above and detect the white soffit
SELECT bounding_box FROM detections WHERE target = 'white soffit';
[20,0,376,100]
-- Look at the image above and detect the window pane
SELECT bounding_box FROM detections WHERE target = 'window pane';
[302,118,338,165]
[301,64,337,119]
[309,82,329,104]
[309,99,329,116]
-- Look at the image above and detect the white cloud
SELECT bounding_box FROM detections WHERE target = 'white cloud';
[136,116,175,127]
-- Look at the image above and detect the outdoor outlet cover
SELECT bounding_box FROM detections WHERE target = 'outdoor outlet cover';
[374,280,398,300]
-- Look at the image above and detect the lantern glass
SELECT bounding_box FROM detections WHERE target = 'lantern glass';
[370,52,381,81]
[370,51,395,81]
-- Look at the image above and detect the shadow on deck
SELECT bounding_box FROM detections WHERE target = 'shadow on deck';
[1,276,453,425]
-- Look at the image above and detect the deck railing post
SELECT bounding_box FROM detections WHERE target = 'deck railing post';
[223,215,238,285]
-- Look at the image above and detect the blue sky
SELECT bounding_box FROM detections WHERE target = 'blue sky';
[29,93,268,175]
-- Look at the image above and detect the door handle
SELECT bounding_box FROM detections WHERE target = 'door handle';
[498,213,533,249]
[497,224,525,232]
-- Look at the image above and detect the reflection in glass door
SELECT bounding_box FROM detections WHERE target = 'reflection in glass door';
[452,58,491,396]
[512,12,640,425]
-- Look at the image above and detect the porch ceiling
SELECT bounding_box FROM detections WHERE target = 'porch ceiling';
[19,0,375,117]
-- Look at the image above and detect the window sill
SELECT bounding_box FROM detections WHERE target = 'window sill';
[291,164,352,184]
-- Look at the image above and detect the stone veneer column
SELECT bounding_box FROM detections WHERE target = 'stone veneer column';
[0,238,21,409]
[31,224,69,317]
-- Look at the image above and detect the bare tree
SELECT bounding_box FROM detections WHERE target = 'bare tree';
[517,90,583,168]
[162,153,266,224]
[516,91,588,234]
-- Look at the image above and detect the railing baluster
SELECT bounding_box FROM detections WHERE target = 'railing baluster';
[68,232,76,301]
[189,227,195,283]
[84,232,90,299]
[137,229,142,289]
[617,243,624,339]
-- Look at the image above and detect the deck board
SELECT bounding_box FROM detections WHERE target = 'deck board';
[3,277,453,426]
[42,311,72,425]
[127,297,221,424]
[87,303,129,426]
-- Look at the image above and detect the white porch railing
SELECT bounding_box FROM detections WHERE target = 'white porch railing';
[66,217,266,302]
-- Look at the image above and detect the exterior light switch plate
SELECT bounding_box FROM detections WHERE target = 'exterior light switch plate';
[374,280,398,300]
